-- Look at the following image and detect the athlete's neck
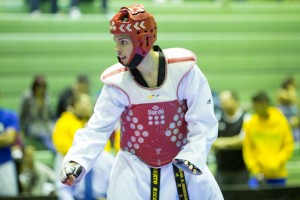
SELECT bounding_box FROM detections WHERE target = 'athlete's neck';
[137,50,159,76]
[136,50,160,87]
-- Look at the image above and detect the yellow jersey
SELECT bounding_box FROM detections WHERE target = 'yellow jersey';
[52,112,119,155]
[243,107,294,178]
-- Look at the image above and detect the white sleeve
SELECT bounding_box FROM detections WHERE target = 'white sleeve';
[174,65,218,173]
[63,84,128,180]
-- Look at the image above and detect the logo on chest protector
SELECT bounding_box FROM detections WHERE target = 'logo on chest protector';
[148,105,165,125]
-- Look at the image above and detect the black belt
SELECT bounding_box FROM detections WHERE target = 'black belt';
[151,167,160,200]
[173,164,190,200]
[150,164,190,200]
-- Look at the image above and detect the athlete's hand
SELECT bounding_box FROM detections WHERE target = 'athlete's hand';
[60,161,83,186]
[173,159,201,175]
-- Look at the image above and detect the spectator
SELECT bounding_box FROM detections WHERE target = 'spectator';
[60,4,223,200]
[68,0,81,20]
[29,0,81,19]
[277,76,299,143]
[52,93,115,200]
[212,90,222,121]
[213,90,250,186]
[19,75,55,152]
[19,145,56,196]
[56,74,90,118]
[100,0,108,14]
[29,0,58,15]
[243,91,294,188]
[0,95,20,196]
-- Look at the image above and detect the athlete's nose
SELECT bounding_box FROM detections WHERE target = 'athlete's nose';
[115,43,121,53]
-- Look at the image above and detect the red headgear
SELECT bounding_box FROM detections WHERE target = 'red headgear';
[110,4,157,69]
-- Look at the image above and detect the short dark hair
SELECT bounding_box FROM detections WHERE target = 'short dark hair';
[281,76,295,89]
[31,75,47,95]
[252,91,270,104]
[77,74,89,84]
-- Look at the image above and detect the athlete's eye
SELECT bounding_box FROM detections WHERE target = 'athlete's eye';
[120,40,128,45]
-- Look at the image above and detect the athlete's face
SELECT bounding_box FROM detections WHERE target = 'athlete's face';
[113,34,133,65]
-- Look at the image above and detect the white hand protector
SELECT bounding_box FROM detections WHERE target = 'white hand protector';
[60,161,83,184]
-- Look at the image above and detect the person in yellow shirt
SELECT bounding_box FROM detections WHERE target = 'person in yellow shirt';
[52,94,90,155]
[243,91,294,188]
[52,93,116,200]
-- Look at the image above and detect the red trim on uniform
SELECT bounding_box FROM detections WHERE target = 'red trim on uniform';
[167,57,195,64]
[102,68,128,79]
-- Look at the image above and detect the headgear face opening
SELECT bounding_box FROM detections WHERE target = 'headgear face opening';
[110,4,157,69]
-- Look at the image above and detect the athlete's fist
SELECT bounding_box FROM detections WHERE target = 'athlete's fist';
[60,161,83,186]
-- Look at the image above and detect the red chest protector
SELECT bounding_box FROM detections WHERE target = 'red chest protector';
[120,100,188,167]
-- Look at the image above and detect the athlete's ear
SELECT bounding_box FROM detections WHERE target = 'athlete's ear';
[139,33,154,55]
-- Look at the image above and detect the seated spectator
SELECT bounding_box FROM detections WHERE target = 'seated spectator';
[52,93,115,200]
[277,76,299,142]
[212,90,222,121]
[243,91,294,188]
[0,97,20,196]
[56,74,90,119]
[213,90,250,186]
[19,75,55,152]
[19,145,56,196]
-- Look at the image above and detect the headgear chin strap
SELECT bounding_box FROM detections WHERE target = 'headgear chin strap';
[110,4,157,69]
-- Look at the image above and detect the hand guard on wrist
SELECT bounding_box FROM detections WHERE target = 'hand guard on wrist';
[60,161,83,184]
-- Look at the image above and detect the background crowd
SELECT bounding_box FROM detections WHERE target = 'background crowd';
[28,0,110,19]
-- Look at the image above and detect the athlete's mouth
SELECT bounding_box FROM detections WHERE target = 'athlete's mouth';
[118,56,127,60]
